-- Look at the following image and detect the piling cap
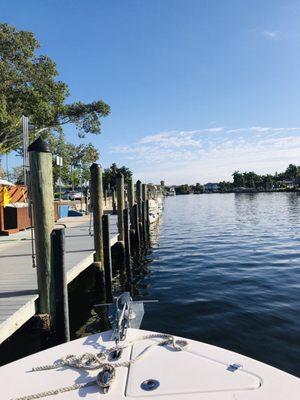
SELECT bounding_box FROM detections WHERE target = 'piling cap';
[28,137,51,153]
[90,163,102,171]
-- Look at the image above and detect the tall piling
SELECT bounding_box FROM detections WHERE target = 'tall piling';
[123,208,131,276]
[142,184,148,243]
[136,180,142,222]
[132,204,140,255]
[102,214,113,301]
[90,163,104,268]
[142,183,148,202]
[116,173,125,242]
[146,199,150,241]
[28,137,55,323]
[112,189,117,215]
[51,227,70,344]
[127,178,135,209]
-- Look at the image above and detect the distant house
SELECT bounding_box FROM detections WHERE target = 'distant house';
[204,183,220,192]
[281,180,295,189]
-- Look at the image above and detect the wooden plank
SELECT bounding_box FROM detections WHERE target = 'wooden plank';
[0,214,118,344]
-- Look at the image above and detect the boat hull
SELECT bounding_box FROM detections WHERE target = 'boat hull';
[1,328,299,399]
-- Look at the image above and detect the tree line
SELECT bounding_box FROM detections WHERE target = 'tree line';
[170,164,300,194]
[220,164,299,191]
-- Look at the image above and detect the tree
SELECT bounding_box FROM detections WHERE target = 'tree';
[103,163,133,191]
[3,165,24,184]
[194,182,204,193]
[232,171,245,187]
[219,181,232,192]
[49,133,100,189]
[284,164,297,180]
[176,184,190,195]
[0,23,110,154]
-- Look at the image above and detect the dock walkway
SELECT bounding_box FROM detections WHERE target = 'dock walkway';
[0,214,118,344]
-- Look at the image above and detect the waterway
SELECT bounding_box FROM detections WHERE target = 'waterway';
[74,192,300,377]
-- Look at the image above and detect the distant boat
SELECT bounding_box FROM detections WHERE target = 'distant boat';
[166,187,176,196]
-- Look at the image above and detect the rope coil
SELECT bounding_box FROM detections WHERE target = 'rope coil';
[11,333,188,400]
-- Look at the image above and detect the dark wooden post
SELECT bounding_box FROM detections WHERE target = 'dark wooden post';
[85,194,88,215]
[146,199,150,241]
[132,204,140,254]
[51,227,70,344]
[142,184,148,245]
[127,178,135,224]
[136,180,142,221]
[112,189,117,214]
[28,137,54,320]
[116,173,125,242]
[127,178,135,208]
[141,201,146,244]
[123,208,131,276]
[102,214,113,301]
[90,163,104,268]
[142,183,148,202]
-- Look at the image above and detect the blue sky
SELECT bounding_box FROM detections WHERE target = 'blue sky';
[2,0,300,184]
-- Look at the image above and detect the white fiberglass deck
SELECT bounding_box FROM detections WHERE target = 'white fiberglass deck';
[0,215,118,344]
[1,328,299,399]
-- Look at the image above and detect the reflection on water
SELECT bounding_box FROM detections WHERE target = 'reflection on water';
[71,193,300,378]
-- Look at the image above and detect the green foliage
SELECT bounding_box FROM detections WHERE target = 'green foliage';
[193,182,204,193]
[284,164,297,180]
[0,23,110,154]
[49,132,99,189]
[103,163,133,190]
[3,165,24,184]
[232,171,245,187]
[176,184,190,194]
[230,164,298,190]
[219,181,233,191]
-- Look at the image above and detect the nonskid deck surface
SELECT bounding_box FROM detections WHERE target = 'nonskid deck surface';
[0,328,299,399]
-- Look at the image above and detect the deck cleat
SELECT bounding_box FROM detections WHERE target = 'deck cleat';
[96,364,116,394]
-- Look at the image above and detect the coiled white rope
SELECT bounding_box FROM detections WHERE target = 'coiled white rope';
[11,333,188,400]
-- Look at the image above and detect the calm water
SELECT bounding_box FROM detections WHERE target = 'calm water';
[134,193,300,377]
[3,192,299,372]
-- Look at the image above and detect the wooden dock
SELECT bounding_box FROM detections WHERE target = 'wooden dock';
[0,214,118,344]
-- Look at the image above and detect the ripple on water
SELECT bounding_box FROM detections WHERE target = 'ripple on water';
[141,193,300,378]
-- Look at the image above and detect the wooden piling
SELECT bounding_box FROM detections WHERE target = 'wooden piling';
[112,189,117,215]
[123,208,131,276]
[142,183,148,246]
[142,183,148,201]
[51,227,70,344]
[127,178,135,227]
[128,178,135,208]
[132,204,140,254]
[146,199,150,240]
[90,163,104,267]
[136,180,142,221]
[102,214,113,301]
[116,173,125,242]
[28,137,55,318]
[141,201,147,244]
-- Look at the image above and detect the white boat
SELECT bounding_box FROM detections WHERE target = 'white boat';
[1,293,299,399]
[148,199,162,224]
[166,187,176,196]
